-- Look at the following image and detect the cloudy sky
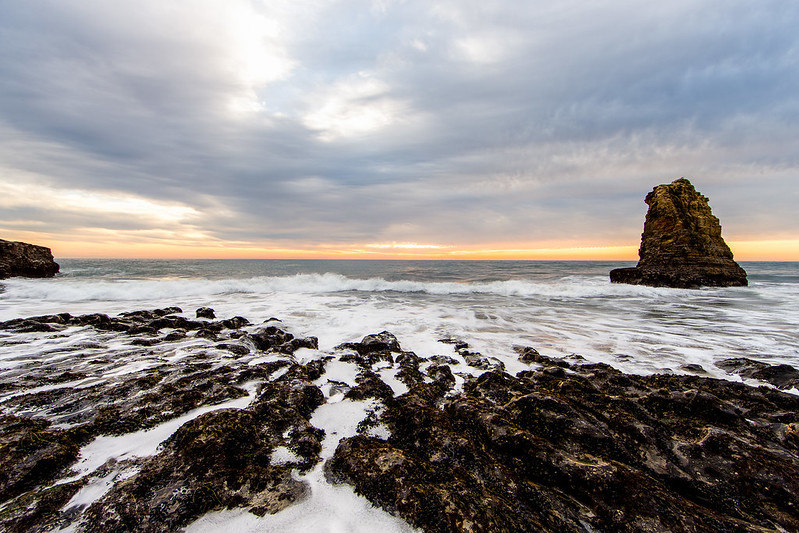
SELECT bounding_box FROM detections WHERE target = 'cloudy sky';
[1,0,797,259]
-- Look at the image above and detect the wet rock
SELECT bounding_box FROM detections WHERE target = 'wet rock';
[149,316,205,331]
[610,178,747,288]
[328,366,799,532]
[437,338,468,352]
[0,239,59,279]
[715,357,769,375]
[0,415,86,503]
[516,346,572,368]
[163,330,187,342]
[287,336,320,352]
[3,319,61,333]
[462,352,491,369]
[749,364,799,389]
[215,343,251,356]
[428,355,460,366]
[248,325,295,351]
[2,364,250,437]
[461,351,504,372]
[337,331,402,357]
[27,313,73,324]
[77,376,324,531]
[4,314,798,532]
[717,357,799,389]
[344,370,395,401]
[0,313,75,333]
[129,337,164,347]
[125,324,158,336]
[71,313,114,329]
[396,351,425,387]
[221,316,250,329]
[194,328,218,340]
[361,331,402,353]
[0,479,84,533]
[119,308,183,320]
[426,364,456,391]
[680,363,707,374]
[195,307,216,319]
[82,414,297,530]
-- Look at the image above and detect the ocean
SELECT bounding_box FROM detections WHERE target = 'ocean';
[2,259,798,531]
[2,259,798,377]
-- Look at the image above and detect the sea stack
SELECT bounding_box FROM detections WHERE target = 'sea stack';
[0,239,60,279]
[610,178,747,288]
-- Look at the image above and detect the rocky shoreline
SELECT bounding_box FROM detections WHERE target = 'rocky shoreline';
[0,239,59,279]
[1,308,798,532]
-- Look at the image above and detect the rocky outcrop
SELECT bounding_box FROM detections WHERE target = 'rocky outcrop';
[716,357,799,390]
[0,239,59,279]
[79,379,325,531]
[610,178,747,288]
[328,361,799,532]
[2,312,798,532]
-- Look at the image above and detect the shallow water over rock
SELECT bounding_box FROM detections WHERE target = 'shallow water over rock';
[1,308,798,532]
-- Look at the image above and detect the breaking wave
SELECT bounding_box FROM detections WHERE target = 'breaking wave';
[0,272,682,303]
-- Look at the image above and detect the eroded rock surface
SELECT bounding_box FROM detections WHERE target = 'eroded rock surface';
[2,311,797,532]
[716,357,799,390]
[610,178,747,288]
[328,358,799,532]
[78,377,325,532]
[0,239,59,279]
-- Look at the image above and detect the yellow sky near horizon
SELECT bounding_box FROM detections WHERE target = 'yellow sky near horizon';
[5,229,798,261]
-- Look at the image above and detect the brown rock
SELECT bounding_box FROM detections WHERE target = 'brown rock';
[327,367,799,532]
[610,178,747,288]
[0,239,60,279]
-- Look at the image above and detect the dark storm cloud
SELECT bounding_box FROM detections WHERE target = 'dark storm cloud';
[0,0,797,251]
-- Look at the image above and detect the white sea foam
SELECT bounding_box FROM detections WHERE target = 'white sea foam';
[0,272,671,305]
[3,269,796,380]
[63,381,260,482]
[185,398,419,533]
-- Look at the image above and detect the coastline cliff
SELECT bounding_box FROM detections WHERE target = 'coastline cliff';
[0,239,60,279]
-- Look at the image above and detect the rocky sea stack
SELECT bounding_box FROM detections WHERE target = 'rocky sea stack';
[610,178,747,288]
[0,239,60,279]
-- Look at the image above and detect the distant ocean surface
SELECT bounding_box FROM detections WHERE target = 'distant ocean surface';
[2,259,798,379]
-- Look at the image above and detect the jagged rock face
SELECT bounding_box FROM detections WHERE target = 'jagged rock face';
[0,239,60,279]
[3,312,798,532]
[328,365,799,532]
[610,178,747,288]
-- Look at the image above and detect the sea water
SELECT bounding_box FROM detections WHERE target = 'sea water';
[1,260,798,532]
[2,259,797,377]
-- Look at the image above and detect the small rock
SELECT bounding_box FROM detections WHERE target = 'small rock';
[221,316,250,329]
[681,363,706,374]
[195,307,216,319]
[215,343,251,356]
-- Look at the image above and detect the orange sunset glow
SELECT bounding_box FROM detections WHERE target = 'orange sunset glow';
[5,228,798,261]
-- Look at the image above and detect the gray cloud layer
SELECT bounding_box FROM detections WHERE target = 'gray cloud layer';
[1,0,797,253]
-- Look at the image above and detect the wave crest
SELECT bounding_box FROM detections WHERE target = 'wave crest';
[0,272,676,303]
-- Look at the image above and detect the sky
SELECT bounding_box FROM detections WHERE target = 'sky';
[0,0,797,260]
